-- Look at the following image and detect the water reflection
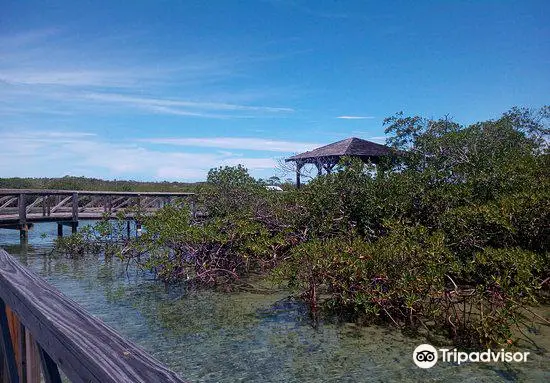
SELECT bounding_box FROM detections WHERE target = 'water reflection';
[1,223,549,382]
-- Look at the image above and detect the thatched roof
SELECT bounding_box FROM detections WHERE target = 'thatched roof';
[286,137,391,163]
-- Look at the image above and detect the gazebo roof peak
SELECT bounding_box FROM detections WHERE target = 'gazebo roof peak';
[285,136,390,162]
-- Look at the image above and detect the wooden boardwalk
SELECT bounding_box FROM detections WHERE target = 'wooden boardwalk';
[0,189,195,238]
[0,248,187,382]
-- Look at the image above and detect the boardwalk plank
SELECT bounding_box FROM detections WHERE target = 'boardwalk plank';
[0,249,186,383]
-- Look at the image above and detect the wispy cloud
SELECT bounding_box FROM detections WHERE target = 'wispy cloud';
[86,93,294,112]
[0,28,61,60]
[0,30,296,119]
[337,115,375,120]
[0,130,280,180]
[0,69,140,87]
[0,29,234,89]
[141,137,319,152]
[82,93,293,118]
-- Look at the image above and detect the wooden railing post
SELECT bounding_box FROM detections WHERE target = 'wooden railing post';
[47,196,51,216]
[71,193,78,223]
[71,193,79,234]
[296,162,303,189]
[25,330,40,383]
[18,195,26,225]
[18,194,28,240]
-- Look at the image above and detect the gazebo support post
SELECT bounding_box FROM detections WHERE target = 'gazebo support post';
[315,162,322,176]
[323,163,336,174]
[296,162,304,189]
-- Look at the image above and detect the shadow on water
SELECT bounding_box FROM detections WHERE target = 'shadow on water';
[1,223,550,382]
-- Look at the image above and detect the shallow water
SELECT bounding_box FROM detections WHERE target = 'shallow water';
[1,223,549,382]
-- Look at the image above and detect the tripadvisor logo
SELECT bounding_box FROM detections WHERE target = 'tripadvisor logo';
[413,344,438,368]
[413,344,529,368]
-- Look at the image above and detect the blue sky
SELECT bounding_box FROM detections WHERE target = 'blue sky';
[1,0,548,181]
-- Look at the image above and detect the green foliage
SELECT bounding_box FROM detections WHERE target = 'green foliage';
[55,213,136,258]
[54,226,102,257]
[0,175,195,192]
[275,225,454,322]
[53,106,550,347]
[206,164,257,186]
[279,105,550,346]
[466,247,544,299]
[199,165,266,217]
[114,167,295,286]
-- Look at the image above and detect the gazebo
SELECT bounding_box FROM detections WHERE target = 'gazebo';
[285,137,393,187]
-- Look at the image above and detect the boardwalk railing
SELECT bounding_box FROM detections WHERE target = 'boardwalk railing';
[0,249,186,383]
[0,189,196,238]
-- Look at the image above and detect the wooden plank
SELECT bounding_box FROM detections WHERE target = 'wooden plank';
[44,196,50,217]
[25,197,43,214]
[142,197,162,209]
[71,193,78,222]
[108,197,126,210]
[5,307,23,382]
[25,330,40,383]
[49,197,71,214]
[17,195,26,226]
[141,197,152,209]
[0,197,14,206]
[42,196,47,217]
[0,250,186,383]
[0,299,19,383]
[0,198,17,210]
[81,196,100,211]
[112,196,142,211]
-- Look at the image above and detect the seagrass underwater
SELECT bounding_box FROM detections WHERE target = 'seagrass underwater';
[413,344,530,369]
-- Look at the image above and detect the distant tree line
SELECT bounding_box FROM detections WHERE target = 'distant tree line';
[0,175,198,192]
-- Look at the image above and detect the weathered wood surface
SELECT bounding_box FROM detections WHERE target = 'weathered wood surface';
[0,249,186,383]
[5,307,23,382]
[0,299,19,383]
[25,330,40,383]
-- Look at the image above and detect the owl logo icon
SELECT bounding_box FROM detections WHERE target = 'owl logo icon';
[413,344,438,368]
